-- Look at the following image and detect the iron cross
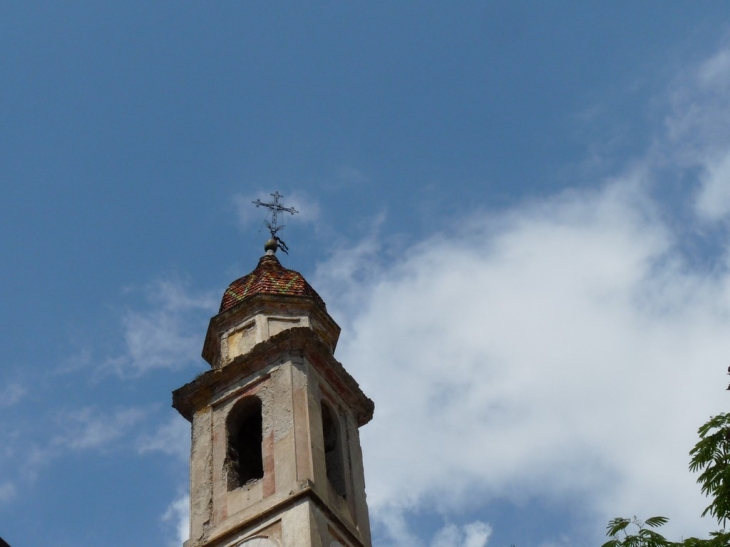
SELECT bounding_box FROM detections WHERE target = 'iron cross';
[252,191,299,253]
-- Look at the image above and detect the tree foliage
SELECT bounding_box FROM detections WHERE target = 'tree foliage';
[689,412,730,525]
[601,516,672,547]
[600,515,730,547]
[602,392,730,546]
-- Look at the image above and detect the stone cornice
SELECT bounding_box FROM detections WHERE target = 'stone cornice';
[174,327,374,426]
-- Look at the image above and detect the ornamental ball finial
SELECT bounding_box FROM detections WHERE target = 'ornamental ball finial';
[264,238,278,254]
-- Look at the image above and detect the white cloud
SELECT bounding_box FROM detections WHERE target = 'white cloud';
[0,383,26,408]
[7,405,149,486]
[431,522,492,547]
[373,510,424,547]
[336,165,369,186]
[137,414,190,462]
[0,482,16,503]
[283,190,321,224]
[53,407,147,451]
[696,149,730,221]
[313,228,386,327]
[308,44,730,545]
[315,173,730,543]
[659,45,730,221]
[698,48,730,90]
[105,279,216,377]
[163,494,190,547]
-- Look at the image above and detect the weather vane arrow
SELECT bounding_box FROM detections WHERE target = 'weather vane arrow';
[252,191,299,254]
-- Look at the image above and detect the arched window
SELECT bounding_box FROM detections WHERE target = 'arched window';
[321,401,347,498]
[226,397,264,490]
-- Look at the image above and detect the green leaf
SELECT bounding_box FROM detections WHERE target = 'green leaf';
[606,517,632,537]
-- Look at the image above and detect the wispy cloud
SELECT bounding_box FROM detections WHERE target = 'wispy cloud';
[0,482,16,504]
[137,414,190,462]
[431,522,492,547]
[374,512,491,547]
[103,279,216,377]
[659,45,730,222]
[162,493,189,547]
[5,405,149,489]
[695,149,730,221]
[0,383,26,408]
[314,222,387,326]
[335,165,369,186]
[52,406,147,451]
[0,277,212,505]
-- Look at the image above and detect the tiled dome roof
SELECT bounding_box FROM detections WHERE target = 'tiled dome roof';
[219,254,326,313]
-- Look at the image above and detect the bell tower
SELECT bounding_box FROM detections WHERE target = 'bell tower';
[172,225,374,547]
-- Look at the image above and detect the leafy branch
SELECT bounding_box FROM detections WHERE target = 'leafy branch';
[689,412,730,527]
[602,370,730,546]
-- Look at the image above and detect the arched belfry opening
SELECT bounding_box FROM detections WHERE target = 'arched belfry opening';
[321,401,347,499]
[226,396,264,489]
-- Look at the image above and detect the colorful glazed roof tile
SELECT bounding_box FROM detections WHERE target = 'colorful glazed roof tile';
[219,254,326,313]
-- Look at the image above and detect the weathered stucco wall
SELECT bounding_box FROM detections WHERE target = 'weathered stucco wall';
[176,290,373,547]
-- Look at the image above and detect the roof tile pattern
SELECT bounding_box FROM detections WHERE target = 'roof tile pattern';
[219,254,326,313]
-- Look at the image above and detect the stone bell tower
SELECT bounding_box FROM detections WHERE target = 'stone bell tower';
[172,234,374,547]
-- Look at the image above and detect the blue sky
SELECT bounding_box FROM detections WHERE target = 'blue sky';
[4,3,730,546]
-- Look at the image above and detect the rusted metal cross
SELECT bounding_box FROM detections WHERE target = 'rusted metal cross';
[252,191,299,253]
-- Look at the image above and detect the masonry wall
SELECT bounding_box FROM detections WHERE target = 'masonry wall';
[185,350,371,547]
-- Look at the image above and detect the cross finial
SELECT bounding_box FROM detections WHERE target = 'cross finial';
[252,191,299,254]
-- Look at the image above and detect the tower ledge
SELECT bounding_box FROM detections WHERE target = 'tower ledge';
[177,326,374,427]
